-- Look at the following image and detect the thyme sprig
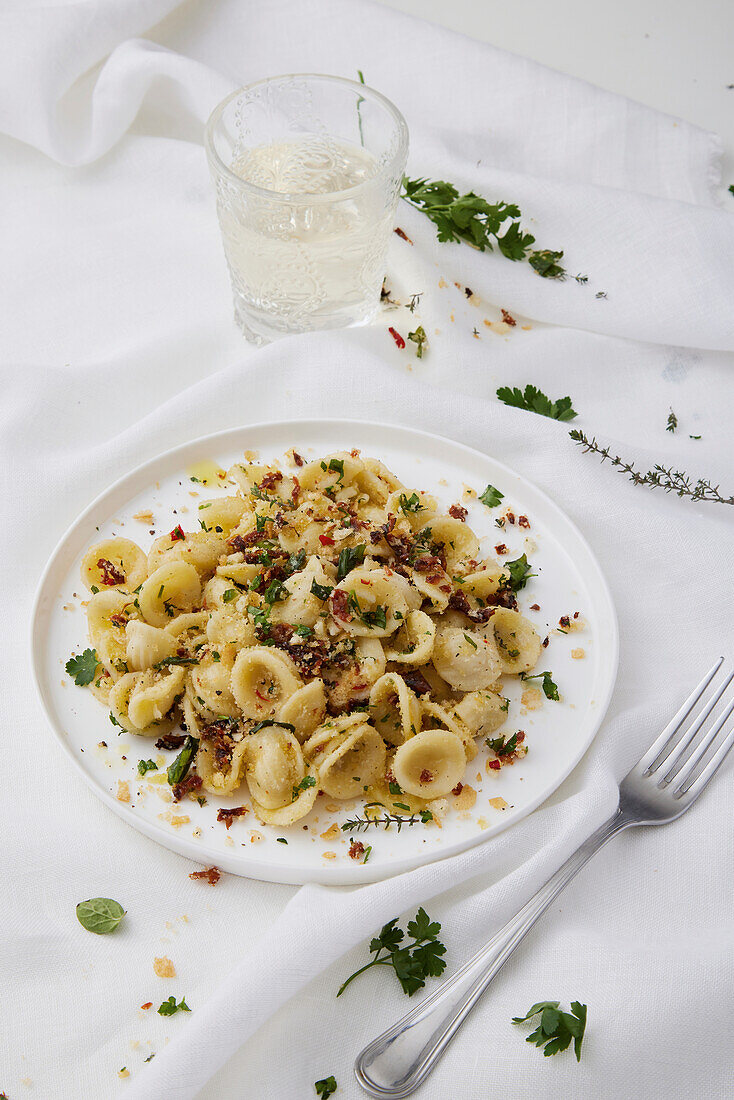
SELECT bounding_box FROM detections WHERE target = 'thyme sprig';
[569,430,734,505]
[342,809,433,832]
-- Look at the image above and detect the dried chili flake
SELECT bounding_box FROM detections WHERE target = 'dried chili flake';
[529,603,540,611]
[319,533,335,546]
[172,773,203,802]
[393,227,413,244]
[452,782,464,796]
[501,309,517,327]
[388,327,406,349]
[488,759,502,770]
[494,543,508,555]
[348,840,366,860]
[292,450,305,467]
[448,503,468,521]
[419,768,434,783]
[217,806,248,829]
[140,1002,153,1010]
[169,525,185,542]
[518,515,530,528]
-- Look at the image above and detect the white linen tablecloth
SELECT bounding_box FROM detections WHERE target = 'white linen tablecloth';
[1,2,733,1098]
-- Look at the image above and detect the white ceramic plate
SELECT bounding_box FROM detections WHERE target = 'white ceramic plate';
[32,419,618,885]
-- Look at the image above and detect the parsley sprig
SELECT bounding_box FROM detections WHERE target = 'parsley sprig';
[401,177,565,279]
[65,648,98,686]
[315,1076,338,1099]
[512,1000,587,1060]
[337,907,446,998]
[502,553,536,592]
[157,996,191,1017]
[497,384,577,422]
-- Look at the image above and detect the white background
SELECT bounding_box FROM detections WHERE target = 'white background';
[381,0,734,179]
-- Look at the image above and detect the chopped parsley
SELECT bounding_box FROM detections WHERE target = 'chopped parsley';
[222,588,238,603]
[137,759,158,776]
[520,670,559,700]
[407,326,428,358]
[310,579,334,601]
[502,553,536,591]
[292,774,317,800]
[157,996,191,1017]
[399,492,423,514]
[479,484,504,509]
[314,1077,338,1099]
[487,732,518,756]
[512,1000,587,1061]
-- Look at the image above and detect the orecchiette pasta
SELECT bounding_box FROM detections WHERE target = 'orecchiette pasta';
[72,451,544,832]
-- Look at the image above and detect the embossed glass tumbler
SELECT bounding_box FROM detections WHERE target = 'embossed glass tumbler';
[205,74,409,344]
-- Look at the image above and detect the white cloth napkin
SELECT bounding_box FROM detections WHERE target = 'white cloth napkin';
[2,2,733,1098]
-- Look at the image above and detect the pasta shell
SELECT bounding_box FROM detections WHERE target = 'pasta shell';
[326,637,386,710]
[271,556,331,627]
[230,646,302,719]
[383,610,436,665]
[453,690,509,737]
[127,667,186,730]
[138,561,201,628]
[432,627,501,691]
[405,565,452,612]
[417,517,479,572]
[206,607,257,648]
[277,679,327,742]
[392,729,466,798]
[490,609,542,674]
[332,566,409,638]
[191,648,240,718]
[125,620,176,671]
[369,672,421,745]
[109,671,177,736]
[147,530,227,577]
[196,495,248,534]
[303,713,367,763]
[80,537,147,593]
[251,767,319,825]
[244,726,305,809]
[318,723,386,799]
[87,589,137,676]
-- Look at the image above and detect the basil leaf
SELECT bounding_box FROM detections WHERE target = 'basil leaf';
[76,897,126,935]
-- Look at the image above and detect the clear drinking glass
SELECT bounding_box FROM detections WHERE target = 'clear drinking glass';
[205,74,409,344]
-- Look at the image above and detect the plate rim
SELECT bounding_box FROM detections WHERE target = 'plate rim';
[30,417,619,885]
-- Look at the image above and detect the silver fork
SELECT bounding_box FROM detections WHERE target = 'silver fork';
[355,657,734,1098]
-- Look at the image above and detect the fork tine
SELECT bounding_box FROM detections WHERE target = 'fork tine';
[638,656,724,775]
[672,697,734,796]
[660,670,734,784]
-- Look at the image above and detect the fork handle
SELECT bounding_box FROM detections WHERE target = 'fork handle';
[355,809,629,1098]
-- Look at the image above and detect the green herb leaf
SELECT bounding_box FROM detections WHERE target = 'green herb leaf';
[487,732,518,756]
[292,774,317,800]
[388,781,403,796]
[157,996,191,1017]
[65,648,99,686]
[167,736,199,787]
[666,408,678,433]
[76,897,125,935]
[463,632,477,649]
[407,326,428,358]
[222,588,238,603]
[310,579,334,601]
[521,670,559,700]
[250,720,295,736]
[398,492,423,514]
[512,999,587,1061]
[315,1076,338,1099]
[338,907,446,998]
[401,177,565,279]
[137,759,158,776]
[154,655,199,669]
[328,458,345,480]
[479,484,504,508]
[502,553,536,591]
[497,384,577,422]
[336,544,366,581]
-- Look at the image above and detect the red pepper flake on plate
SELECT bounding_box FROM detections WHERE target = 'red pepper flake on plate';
[388,327,405,349]
[216,806,248,829]
[169,524,185,542]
